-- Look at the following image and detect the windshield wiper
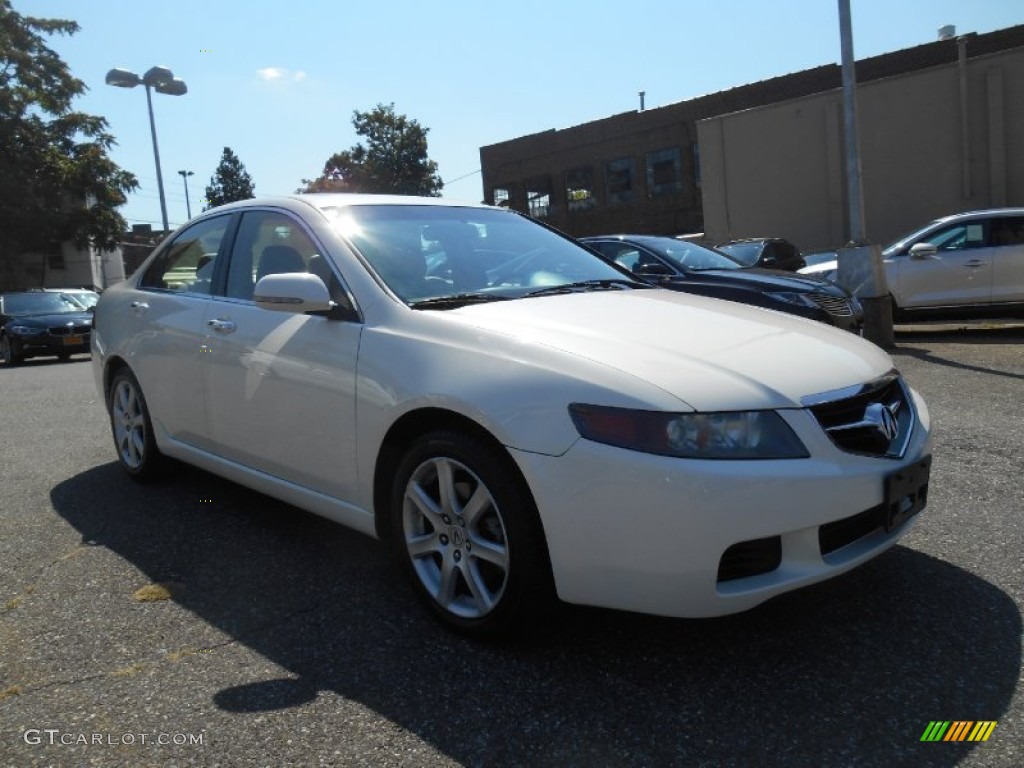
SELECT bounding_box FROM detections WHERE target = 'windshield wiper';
[409,293,512,310]
[524,279,647,298]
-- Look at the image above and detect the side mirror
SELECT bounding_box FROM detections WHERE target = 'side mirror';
[908,242,938,260]
[254,273,332,313]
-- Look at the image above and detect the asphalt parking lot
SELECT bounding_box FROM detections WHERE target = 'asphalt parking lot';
[1,321,1022,767]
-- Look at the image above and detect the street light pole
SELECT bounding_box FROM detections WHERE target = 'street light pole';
[143,83,170,232]
[106,66,187,234]
[178,170,194,220]
[835,0,893,348]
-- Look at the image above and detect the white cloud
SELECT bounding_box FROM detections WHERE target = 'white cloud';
[256,67,307,83]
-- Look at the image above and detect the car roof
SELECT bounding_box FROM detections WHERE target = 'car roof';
[203,194,493,219]
[933,208,1024,224]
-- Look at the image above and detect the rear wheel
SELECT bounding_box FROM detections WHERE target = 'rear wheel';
[108,369,164,481]
[390,431,553,638]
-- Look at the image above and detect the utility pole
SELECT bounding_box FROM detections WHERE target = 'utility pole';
[836,0,894,348]
[178,170,194,220]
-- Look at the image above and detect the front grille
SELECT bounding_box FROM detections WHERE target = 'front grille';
[806,374,914,458]
[808,293,853,317]
[718,536,782,582]
[49,324,91,336]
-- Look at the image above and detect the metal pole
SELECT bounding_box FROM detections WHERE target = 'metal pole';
[835,0,893,348]
[957,35,972,199]
[145,84,170,233]
[179,170,193,219]
[838,0,864,242]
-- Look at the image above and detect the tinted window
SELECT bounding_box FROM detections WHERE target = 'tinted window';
[1,292,82,315]
[140,216,233,293]
[991,216,1024,246]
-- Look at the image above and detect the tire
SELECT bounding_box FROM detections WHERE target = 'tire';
[1,334,23,366]
[390,431,553,638]
[108,369,164,482]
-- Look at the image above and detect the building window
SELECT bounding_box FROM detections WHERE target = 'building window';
[692,142,701,188]
[47,244,65,270]
[526,176,552,218]
[606,157,634,204]
[646,147,682,197]
[565,167,596,212]
[492,187,510,207]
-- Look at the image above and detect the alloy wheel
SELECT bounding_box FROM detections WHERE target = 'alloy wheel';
[402,456,510,619]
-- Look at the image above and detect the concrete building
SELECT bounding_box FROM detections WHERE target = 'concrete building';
[479,25,1024,250]
[1,241,125,293]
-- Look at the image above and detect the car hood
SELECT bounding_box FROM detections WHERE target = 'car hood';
[443,289,891,411]
[5,312,93,327]
[672,267,846,294]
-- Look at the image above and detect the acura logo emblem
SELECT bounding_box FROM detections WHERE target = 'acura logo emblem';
[864,402,900,442]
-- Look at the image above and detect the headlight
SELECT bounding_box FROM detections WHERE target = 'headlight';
[764,291,819,308]
[8,325,46,336]
[568,404,808,460]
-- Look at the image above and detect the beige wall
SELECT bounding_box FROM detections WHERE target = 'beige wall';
[698,47,1024,252]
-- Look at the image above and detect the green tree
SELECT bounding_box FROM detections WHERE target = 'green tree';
[300,103,443,196]
[203,147,254,210]
[0,1,137,284]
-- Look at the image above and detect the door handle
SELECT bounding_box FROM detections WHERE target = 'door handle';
[963,260,987,268]
[207,317,236,333]
[129,301,149,314]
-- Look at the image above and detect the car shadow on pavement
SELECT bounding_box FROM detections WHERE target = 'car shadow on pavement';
[51,462,1020,767]
[894,324,1024,382]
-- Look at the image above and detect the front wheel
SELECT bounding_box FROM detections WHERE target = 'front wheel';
[108,369,164,481]
[1,334,23,366]
[390,431,553,638]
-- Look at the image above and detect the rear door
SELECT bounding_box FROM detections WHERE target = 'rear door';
[887,219,994,309]
[990,215,1024,304]
[130,213,236,450]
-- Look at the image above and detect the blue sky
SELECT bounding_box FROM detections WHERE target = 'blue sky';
[14,0,1023,231]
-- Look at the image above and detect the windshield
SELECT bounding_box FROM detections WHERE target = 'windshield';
[2,292,84,316]
[323,205,633,304]
[715,242,760,266]
[641,238,742,271]
[60,291,99,308]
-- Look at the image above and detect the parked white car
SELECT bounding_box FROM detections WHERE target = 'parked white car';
[800,208,1024,319]
[92,195,932,636]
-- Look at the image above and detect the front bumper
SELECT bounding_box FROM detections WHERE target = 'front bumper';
[8,331,91,359]
[510,394,931,618]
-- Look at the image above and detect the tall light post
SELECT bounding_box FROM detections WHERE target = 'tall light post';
[835,0,893,348]
[105,66,187,234]
[178,170,194,220]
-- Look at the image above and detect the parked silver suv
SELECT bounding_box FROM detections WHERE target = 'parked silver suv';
[800,208,1024,320]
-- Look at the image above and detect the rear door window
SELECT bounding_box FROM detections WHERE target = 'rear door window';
[139,215,234,293]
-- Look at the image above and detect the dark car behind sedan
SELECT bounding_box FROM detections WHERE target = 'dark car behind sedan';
[716,237,806,272]
[581,235,862,331]
[0,291,93,365]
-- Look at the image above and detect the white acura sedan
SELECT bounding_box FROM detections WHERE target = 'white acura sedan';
[92,195,932,637]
